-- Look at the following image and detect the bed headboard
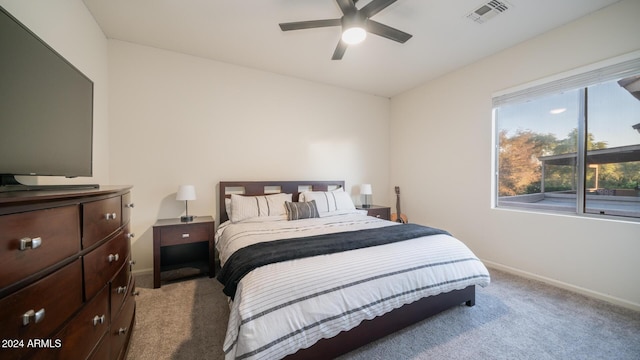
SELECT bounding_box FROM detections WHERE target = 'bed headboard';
[218,180,345,224]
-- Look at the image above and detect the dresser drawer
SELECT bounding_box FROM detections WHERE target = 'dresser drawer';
[110,293,135,360]
[0,259,82,359]
[110,260,131,322]
[83,231,129,300]
[0,186,134,360]
[160,222,210,246]
[83,196,122,249]
[32,285,109,360]
[122,192,134,226]
[87,333,110,360]
[0,205,80,290]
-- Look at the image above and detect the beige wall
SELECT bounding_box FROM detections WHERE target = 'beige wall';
[390,0,640,310]
[107,40,391,274]
[3,0,639,310]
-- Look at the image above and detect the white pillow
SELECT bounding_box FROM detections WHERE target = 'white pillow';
[230,193,292,223]
[225,198,231,217]
[300,189,355,213]
[299,187,343,202]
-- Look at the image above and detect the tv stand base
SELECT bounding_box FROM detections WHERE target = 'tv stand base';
[0,175,99,193]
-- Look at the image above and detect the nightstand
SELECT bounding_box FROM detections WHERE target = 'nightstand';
[152,216,215,288]
[357,205,391,221]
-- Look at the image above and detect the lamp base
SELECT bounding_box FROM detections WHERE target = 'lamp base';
[180,215,194,222]
[361,204,371,208]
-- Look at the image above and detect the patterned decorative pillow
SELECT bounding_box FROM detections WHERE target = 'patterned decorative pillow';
[285,200,320,221]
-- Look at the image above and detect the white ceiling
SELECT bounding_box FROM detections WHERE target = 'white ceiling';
[82,0,620,98]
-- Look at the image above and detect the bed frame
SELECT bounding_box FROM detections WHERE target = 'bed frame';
[218,180,347,224]
[218,180,476,360]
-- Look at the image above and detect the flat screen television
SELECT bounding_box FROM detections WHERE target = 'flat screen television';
[0,6,96,192]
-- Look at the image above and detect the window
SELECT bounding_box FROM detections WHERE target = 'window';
[493,56,640,220]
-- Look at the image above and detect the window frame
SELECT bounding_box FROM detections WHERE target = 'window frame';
[492,51,640,221]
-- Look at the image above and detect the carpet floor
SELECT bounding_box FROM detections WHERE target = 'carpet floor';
[127,269,640,360]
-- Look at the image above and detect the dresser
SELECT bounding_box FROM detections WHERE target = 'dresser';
[0,186,136,360]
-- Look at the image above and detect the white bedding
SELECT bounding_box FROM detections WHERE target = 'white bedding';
[216,211,490,360]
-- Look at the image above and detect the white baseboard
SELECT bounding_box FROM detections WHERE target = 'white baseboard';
[482,259,640,312]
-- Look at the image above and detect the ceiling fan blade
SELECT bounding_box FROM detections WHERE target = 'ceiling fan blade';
[279,19,341,31]
[332,40,348,60]
[336,0,357,15]
[361,0,398,18]
[366,20,412,43]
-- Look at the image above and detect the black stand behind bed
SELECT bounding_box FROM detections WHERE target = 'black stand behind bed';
[218,180,476,360]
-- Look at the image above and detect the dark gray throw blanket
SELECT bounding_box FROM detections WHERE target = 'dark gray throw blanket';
[217,223,451,299]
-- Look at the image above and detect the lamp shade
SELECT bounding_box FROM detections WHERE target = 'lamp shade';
[360,184,372,195]
[176,185,196,201]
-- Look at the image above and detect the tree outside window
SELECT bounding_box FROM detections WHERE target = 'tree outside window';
[495,74,640,219]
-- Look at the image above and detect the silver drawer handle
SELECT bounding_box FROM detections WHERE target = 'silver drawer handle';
[23,308,45,326]
[125,203,135,208]
[116,286,127,294]
[19,237,42,251]
[182,233,190,238]
[108,253,120,263]
[104,213,117,220]
[126,232,136,239]
[118,327,127,335]
[92,314,105,326]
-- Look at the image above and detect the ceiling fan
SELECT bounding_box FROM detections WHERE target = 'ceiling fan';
[279,0,412,60]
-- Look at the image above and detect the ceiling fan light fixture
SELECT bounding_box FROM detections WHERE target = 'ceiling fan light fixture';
[278,0,413,59]
[342,26,367,44]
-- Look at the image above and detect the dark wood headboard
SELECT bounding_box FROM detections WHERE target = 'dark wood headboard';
[218,180,345,224]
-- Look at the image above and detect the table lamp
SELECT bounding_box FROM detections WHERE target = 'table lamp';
[360,184,372,208]
[176,185,196,222]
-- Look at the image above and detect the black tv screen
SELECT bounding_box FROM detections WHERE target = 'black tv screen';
[0,6,93,182]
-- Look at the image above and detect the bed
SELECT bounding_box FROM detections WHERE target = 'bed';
[216,180,490,360]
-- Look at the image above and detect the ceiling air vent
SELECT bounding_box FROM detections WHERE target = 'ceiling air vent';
[467,0,511,24]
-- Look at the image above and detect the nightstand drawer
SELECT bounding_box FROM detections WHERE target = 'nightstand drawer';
[367,207,390,220]
[160,223,210,246]
[357,205,391,221]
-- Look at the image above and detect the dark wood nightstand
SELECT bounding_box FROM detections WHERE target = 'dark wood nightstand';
[357,205,391,221]
[152,216,215,288]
